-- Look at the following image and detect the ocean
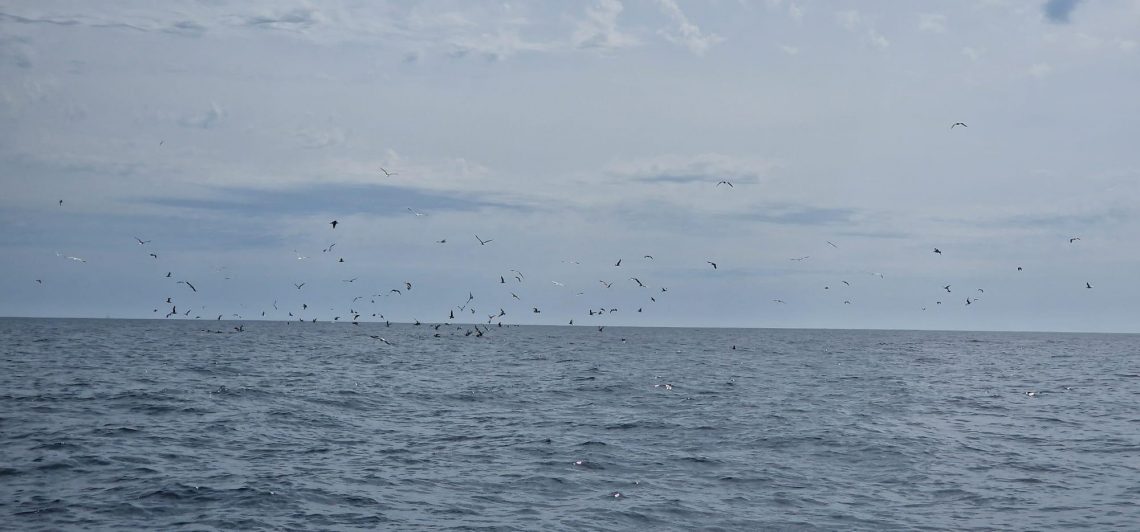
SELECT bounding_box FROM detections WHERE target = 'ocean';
[1,318,1138,530]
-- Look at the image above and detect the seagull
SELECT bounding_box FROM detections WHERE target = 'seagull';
[1086,282,1092,289]
[380,168,397,177]
[294,282,305,289]
[716,181,733,187]
[600,280,613,288]
[944,285,951,293]
[338,258,344,263]
[35,279,42,284]
[841,280,850,286]
[644,255,654,260]
[134,237,150,245]
[404,281,412,291]
[614,259,621,267]
[149,253,158,259]
[510,269,525,279]
[329,220,338,229]
[532,307,541,313]
[66,256,86,262]
[475,234,493,246]
[178,280,197,292]
[789,256,810,261]
[950,122,967,129]
[323,243,336,253]
[165,272,172,277]
[1017,266,1023,271]
[436,239,447,244]
[1069,237,1080,243]
[369,335,393,345]
[826,241,839,248]
[511,293,520,300]
[707,261,717,269]
[294,250,309,260]
[772,299,785,304]
[933,248,942,255]
[630,277,645,287]
[343,278,357,283]
[551,281,564,286]
[407,208,426,217]
[58,200,63,206]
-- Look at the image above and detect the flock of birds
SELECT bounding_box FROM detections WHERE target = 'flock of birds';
[38,122,1099,339]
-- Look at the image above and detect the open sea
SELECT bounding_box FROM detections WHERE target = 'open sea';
[1,318,1138,531]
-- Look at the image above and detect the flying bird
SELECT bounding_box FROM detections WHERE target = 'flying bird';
[294,282,305,289]
[789,256,810,261]
[1086,282,1093,289]
[551,281,564,286]
[343,278,357,283]
[630,277,645,287]
[165,272,172,277]
[826,241,839,248]
[369,335,393,345]
[149,253,158,259]
[436,239,447,244]
[950,122,967,129]
[178,280,197,292]
[644,255,654,260]
[475,234,493,246]
[933,248,942,255]
[66,256,86,262]
[380,168,397,177]
[58,200,63,206]
[716,181,733,187]
[600,280,613,288]
[943,285,951,293]
[614,259,621,267]
[1069,237,1080,243]
[407,208,426,217]
[134,237,150,245]
[707,261,717,269]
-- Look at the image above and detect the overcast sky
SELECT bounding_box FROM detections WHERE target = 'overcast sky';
[2,0,1139,332]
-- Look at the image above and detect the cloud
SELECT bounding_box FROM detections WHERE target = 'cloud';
[1043,0,1082,24]
[178,102,225,129]
[654,0,723,55]
[138,183,518,219]
[736,204,857,226]
[608,153,777,185]
[961,46,984,61]
[1028,62,1053,78]
[240,7,323,32]
[835,9,888,49]
[918,13,947,33]
[572,0,639,51]
[779,44,799,55]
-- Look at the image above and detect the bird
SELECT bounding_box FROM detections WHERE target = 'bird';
[826,241,839,248]
[789,256,810,261]
[600,280,613,288]
[950,122,967,129]
[404,281,412,291]
[35,279,42,284]
[329,220,338,229]
[65,256,86,262]
[716,181,733,187]
[1069,237,1080,243]
[1017,266,1023,271]
[532,307,541,313]
[380,168,397,177]
[338,258,344,263]
[58,200,63,206]
[436,239,447,244]
[707,261,717,269]
[178,280,197,292]
[1086,282,1093,289]
[323,243,336,253]
[343,278,357,283]
[407,208,426,216]
[501,276,506,284]
[944,285,952,293]
[148,253,158,259]
[933,248,942,255]
[475,234,493,246]
[165,297,172,303]
[772,299,785,304]
[134,237,150,245]
[294,282,305,289]
[630,277,645,287]
[841,280,850,286]
[644,255,654,260]
[551,281,564,286]
[369,335,393,345]
[614,259,621,267]
[165,272,172,277]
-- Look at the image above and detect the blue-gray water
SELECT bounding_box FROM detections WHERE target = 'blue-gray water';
[1,318,1138,530]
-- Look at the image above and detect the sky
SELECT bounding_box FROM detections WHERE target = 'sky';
[2,0,1139,332]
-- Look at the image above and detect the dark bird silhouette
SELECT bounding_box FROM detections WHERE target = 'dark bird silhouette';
[1017,266,1023,271]
[338,258,345,263]
[716,180,733,187]
[951,122,967,129]
[35,279,42,284]
[343,277,357,283]
[944,285,951,293]
[165,272,172,277]
[436,239,447,244]
[475,234,493,246]
[134,237,150,245]
[614,259,621,267]
[165,297,172,303]
[323,243,336,253]
[826,240,839,248]
[178,280,197,292]
[330,220,338,229]
[600,280,613,288]
[707,261,717,269]
[380,168,397,177]
[405,281,412,291]
[644,255,654,260]
[532,307,541,313]
[1086,282,1093,289]
[501,276,506,284]
[1069,237,1080,243]
[369,335,393,345]
[294,282,305,289]
[59,200,63,206]
[933,248,942,254]
[630,277,645,287]
[149,253,158,259]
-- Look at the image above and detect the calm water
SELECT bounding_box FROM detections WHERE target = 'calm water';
[1,318,1138,530]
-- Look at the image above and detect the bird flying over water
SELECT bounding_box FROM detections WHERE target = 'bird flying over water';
[630,277,645,287]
